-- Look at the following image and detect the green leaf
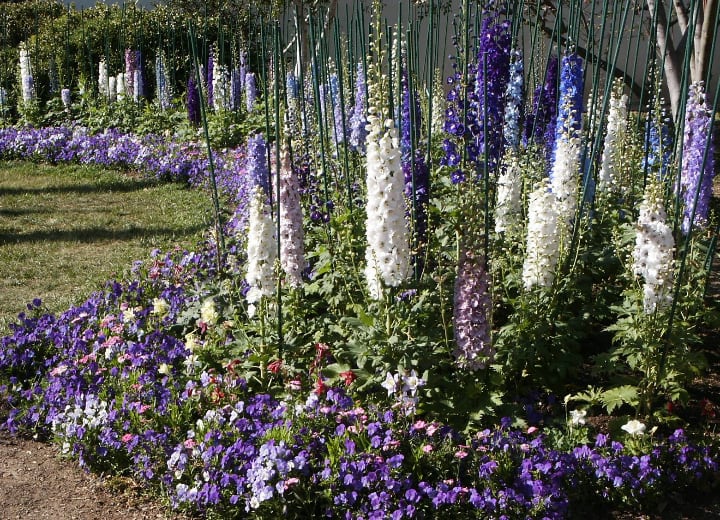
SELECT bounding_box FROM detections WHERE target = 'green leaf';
[601,385,638,413]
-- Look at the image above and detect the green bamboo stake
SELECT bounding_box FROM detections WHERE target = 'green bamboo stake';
[260,14,274,210]
[273,22,284,365]
[188,22,225,270]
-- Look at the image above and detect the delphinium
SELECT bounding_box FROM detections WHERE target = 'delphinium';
[116,72,126,101]
[187,74,201,126]
[349,62,368,152]
[329,68,346,145]
[430,68,446,137]
[61,88,71,109]
[245,185,277,314]
[633,180,675,314]
[495,50,524,235]
[231,66,244,111]
[522,181,561,290]
[206,47,215,109]
[679,81,715,234]
[285,72,302,148]
[363,36,411,300]
[133,50,144,101]
[213,64,230,111]
[473,13,511,173]
[246,72,257,112]
[155,53,172,110]
[400,68,430,267]
[18,42,35,104]
[125,49,136,100]
[524,55,559,158]
[453,248,493,370]
[549,53,584,241]
[108,76,117,103]
[246,134,270,196]
[98,58,109,100]
[597,80,629,194]
[643,97,674,181]
[277,134,305,288]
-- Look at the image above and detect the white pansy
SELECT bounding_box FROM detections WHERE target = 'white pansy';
[151,297,170,317]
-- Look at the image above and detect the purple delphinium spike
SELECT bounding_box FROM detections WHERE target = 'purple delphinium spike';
[473,15,511,173]
[680,82,715,234]
[524,55,559,157]
[453,248,493,370]
[329,73,345,145]
[400,68,430,267]
[187,74,200,126]
[245,72,257,112]
[554,53,584,141]
[643,104,674,181]
[246,133,270,196]
[349,63,368,152]
[134,50,144,101]
[206,48,215,110]
[125,49,136,100]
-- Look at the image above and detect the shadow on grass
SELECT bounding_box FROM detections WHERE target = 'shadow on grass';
[0,224,206,244]
[0,179,162,196]
[0,208,51,217]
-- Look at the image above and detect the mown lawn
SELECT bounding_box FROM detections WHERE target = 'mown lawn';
[0,161,213,331]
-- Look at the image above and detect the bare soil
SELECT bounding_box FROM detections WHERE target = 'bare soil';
[0,430,189,520]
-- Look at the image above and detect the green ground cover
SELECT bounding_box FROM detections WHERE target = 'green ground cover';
[0,161,212,331]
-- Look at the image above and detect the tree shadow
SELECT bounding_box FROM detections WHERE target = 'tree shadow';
[0,224,206,245]
[0,208,50,217]
[0,178,163,197]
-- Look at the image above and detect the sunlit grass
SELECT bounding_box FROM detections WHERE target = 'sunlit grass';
[0,161,213,331]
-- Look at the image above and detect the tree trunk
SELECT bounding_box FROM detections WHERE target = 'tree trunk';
[646,0,683,120]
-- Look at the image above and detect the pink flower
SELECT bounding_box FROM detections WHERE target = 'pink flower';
[422,444,434,453]
[413,420,427,430]
[455,450,468,459]
[183,439,197,449]
[527,426,539,434]
[121,433,134,444]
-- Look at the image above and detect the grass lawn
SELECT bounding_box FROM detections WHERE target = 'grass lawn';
[0,161,213,332]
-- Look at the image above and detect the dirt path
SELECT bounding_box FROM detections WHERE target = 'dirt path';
[0,431,187,520]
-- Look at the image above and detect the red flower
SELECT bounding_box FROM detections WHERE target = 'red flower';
[700,398,716,419]
[314,377,327,395]
[268,359,283,374]
[340,370,356,386]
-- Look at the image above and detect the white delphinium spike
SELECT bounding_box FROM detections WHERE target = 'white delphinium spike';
[633,182,675,314]
[522,182,561,290]
[277,136,305,288]
[364,72,411,299]
[598,81,629,193]
[212,64,230,111]
[19,43,35,103]
[108,76,117,103]
[245,186,277,312]
[549,129,581,240]
[431,68,446,137]
[98,58,109,99]
[116,73,126,101]
[494,151,523,234]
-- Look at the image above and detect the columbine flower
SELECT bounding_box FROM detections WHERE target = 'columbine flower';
[680,82,715,234]
[453,249,493,370]
[633,181,675,314]
[598,80,629,193]
[151,297,170,317]
[245,186,277,307]
[349,62,368,152]
[402,369,425,396]
[569,409,587,426]
[381,372,399,396]
[277,137,305,288]
[621,419,646,436]
[364,71,411,299]
[522,182,561,290]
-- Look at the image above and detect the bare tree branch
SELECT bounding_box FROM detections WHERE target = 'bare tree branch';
[673,0,689,33]
[694,0,718,83]
[646,0,683,119]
